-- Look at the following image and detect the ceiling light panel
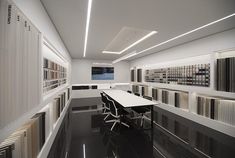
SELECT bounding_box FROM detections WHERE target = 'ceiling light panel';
[103,27,156,54]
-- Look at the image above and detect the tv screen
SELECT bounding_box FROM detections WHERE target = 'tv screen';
[92,67,114,80]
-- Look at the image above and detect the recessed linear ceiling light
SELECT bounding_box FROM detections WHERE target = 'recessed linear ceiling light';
[103,31,157,54]
[102,51,121,54]
[83,0,93,57]
[93,62,113,66]
[112,13,235,63]
[112,51,137,63]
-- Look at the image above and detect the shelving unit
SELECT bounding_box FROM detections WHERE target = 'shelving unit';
[0,86,72,158]
[43,58,67,93]
[0,2,71,158]
[215,50,235,93]
[145,64,210,87]
[130,52,235,138]
[37,95,71,158]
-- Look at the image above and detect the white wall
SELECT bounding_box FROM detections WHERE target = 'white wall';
[128,28,235,138]
[130,28,235,67]
[12,0,71,61]
[72,59,130,84]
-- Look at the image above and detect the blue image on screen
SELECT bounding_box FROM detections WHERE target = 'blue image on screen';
[92,67,114,80]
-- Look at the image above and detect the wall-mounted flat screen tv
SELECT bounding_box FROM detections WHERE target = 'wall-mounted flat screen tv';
[92,67,114,80]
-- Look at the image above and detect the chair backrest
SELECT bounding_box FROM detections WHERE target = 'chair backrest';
[127,90,132,93]
[106,97,118,117]
[143,95,153,101]
[101,93,110,109]
[100,92,105,103]
[134,93,140,96]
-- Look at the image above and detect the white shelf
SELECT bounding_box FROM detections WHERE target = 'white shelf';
[130,52,235,139]
[37,98,71,158]
[131,82,235,99]
[154,102,235,138]
[43,84,70,102]
[44,78,67,82]
[0,84,71,143]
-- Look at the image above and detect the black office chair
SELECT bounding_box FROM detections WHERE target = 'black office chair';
[127,90,132,93]
[132,95,152,127]
[134,93,140,96]
[101,92,106,111]
[105,97,129,131]
[100,93,111,120]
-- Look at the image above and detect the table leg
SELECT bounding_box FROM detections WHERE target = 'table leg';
[151,105,154,156]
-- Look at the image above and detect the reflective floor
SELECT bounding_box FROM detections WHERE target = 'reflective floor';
[68,111,153,158]
[68,98,235,158]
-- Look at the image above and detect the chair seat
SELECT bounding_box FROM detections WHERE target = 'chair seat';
[117,108,129,115]
[132,107,150,114]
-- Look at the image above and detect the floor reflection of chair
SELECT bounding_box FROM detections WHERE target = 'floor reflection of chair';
[102,127,118,158]
[105,97,130,131]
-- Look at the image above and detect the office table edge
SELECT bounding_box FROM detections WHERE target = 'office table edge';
[103,90,159,108]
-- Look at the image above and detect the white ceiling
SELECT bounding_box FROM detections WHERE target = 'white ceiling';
[41,0,235,61]
[103,26,154,53]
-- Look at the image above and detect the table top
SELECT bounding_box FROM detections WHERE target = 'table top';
[103,90,158,108]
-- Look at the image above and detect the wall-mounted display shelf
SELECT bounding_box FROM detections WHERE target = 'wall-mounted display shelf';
[216,57,235,93]
[196,95,235,126]
[43,58,67,93]
[137,69,142,82]
[131,84,235,138]
[133,85,189,111]
[155,88,189,110]
[132,81,235,99]
[0,1,72,158]
[132,85,139,94]
[131,69,135,82]
[37,88,71,158]
[0,88,72,158]
[129,46,235,156]
[145,64,210,87]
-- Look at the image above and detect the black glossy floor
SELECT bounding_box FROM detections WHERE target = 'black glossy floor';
[68,110,153,158]
[68,98,235,158]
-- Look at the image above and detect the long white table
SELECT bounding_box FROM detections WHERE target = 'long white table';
[103,89,156,152]
[103,90,157,107]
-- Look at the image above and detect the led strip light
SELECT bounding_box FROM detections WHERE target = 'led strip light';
[103,31,157,54]
[112,13,235,63]
[83,0,93,57]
